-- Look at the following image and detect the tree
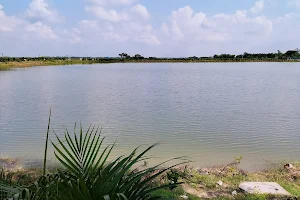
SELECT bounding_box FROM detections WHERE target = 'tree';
[119,53,130,59]
[134,54,144,59]
[285,50,299,58]
[243,52,249,59]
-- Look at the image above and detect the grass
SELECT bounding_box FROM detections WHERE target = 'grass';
[147,157,300,199]
[0,58,299,69]
[2,157,299,199]
[148,187,289,200]
[0,60,99,69]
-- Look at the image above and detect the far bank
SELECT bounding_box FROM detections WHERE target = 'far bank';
[1,58,299,69]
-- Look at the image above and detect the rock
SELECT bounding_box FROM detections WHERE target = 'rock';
[239,182,291,196]
[198,167,210,174]
[284,163,295,170]
[217,180,223,186]
[180,195,189,199]
[232,190,237,196]
[238,169,248,176]
[290,171,300,181]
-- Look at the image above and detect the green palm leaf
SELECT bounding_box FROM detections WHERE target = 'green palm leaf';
[0,118,188,200]
[49,125,188,200]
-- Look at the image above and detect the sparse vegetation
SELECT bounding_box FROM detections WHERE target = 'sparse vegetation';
[152,159,300,199]
[1,49,300,69]
[1,150,299,200]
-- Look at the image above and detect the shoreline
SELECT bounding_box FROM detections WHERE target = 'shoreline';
[1,59,299,69]
[1,157,299,199]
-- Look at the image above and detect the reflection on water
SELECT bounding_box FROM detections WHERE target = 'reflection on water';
[0,63,300,170]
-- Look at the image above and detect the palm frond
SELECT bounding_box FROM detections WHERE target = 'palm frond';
[51,125,110,180]
[48,125,188,200]
[3,121,188,200]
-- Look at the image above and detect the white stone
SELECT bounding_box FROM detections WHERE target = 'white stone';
[232,190,237,196]
[217,180,223,186]
[239,182,290,196]
[284,163,295,170]
[180,195,189,199]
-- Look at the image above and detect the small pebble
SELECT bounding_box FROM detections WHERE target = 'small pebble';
[284,163,295,170]
[217,180,223,186]
[180,195,189,199]
[232,190,237,196]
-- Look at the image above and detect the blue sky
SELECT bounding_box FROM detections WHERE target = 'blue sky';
[0,0,299,57]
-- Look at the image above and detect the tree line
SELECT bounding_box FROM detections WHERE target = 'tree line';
[1,49,299,62]
[118,49,300,60]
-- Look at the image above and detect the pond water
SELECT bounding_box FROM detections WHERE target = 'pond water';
[1,63,300,170]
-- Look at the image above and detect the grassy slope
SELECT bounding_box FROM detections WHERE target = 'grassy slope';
[152,161,300,199]
[0,59,299,69]
[2,159,299,200]
[0,60,99,69]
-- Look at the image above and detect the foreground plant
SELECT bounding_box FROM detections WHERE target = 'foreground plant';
[0,168,30,200]
[1,123,187,200]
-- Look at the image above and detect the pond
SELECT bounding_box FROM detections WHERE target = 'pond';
[1,63,300,170]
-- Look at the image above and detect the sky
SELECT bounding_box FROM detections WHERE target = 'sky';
[0,0,300,57]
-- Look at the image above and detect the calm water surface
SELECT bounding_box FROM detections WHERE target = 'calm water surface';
[1,63,300,169]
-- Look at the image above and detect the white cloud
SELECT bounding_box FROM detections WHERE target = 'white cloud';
[0,6,24,32]
[276,12,299,21]
[250,0,264,13]
[26,0,61,23]
[88,0,137,6]
[130,4,150,20]
[134,35,160,46]
[166,6,207,39]
[2,0,300,57]
[288,0,300,9]
[102,31,128,42]
[78,20,160,46]
[72,15,160,46]
[85,6,130,22]
[161,23,170,36]
[121,22,160,45]
[78,20,98,28]
[0,0,157,56]
[63,28,82,44]
[82,0,158,46]
[26,21,58,39]
[0,4,59,43]
[234,10,247,21]
[85,3,150,22]
[162,5,272,43]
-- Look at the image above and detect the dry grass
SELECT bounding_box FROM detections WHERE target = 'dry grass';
[1,59,299,70]
[0,60,95,69]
